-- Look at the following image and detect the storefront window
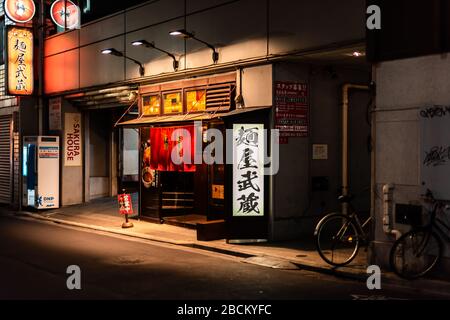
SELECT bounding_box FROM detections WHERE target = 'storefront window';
[142,94,160,116]
[163,92,183,114]
[186,89,206,112]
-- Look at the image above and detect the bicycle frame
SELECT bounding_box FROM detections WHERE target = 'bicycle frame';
[412,202,450,256]
[345,204,372,242]
[433,216,450,243]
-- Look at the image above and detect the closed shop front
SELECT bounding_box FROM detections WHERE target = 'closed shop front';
[0,115,12,204]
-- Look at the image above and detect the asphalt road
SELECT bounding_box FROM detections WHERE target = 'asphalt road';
[0,215,446,300]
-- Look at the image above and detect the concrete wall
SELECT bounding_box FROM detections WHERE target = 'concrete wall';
[44,0,365,94]
[272,61,370,241]
[241,65,273,107]
[372,53,450,267]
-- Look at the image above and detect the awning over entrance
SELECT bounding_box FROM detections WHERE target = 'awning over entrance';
[64,85,139,109]
[116,106,272,127]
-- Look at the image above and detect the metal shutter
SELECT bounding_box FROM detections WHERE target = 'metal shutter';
[206,83,235,111]
[0,115,12,204]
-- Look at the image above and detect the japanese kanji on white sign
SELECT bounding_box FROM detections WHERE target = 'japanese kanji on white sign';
[233,124,264,217]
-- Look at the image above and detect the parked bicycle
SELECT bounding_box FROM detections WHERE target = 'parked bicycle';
[314,194,372,266]
[389,190,450,279]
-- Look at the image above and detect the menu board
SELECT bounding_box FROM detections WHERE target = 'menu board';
[274,81,309,138]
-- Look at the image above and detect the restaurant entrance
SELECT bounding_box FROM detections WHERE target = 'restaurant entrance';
[140,123,220,227]
[139,121,226,227]
[160,171,195,215]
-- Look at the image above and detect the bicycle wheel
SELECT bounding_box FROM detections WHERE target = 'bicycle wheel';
[390,228,442,279]
[315,213,360,266]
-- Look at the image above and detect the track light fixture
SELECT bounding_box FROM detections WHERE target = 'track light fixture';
[101,48,145,76]
[169,29,219,64]
[131,40,179,71]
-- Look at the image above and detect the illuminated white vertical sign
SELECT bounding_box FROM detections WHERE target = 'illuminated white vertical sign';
[64,113,82,167]
[233,124,264,217]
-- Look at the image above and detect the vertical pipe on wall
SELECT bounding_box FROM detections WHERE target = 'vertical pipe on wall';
[268,64,275,241]
[266,0,270,57]
[83,112,90,202]
[184,0,187,71]
[123,7,127,80]
[38,0,45,135]
[18,99,23,211]
[369,69,377,262]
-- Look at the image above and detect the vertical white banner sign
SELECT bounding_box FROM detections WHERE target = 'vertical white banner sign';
[64,113,82,167]
[233,124,264,217]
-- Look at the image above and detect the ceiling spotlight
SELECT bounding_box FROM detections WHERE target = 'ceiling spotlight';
[351,51,364,57]
[131,40,144,46]
[169,29,219,64]
[101,48,122,56]
[169,30,185,37]
[100,48,145,76]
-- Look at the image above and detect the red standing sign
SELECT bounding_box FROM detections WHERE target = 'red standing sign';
[118,193,133,215]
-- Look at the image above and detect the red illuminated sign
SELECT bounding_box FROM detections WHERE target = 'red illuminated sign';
[4,0,36,23]
[118,193,134,215]
[50,0,80,29]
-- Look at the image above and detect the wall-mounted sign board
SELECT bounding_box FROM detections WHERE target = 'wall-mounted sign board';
[232,124,264,217]
[50,0,81,30]
[5,26,34,96]
[64,113,82,167]
[4,0,36,23]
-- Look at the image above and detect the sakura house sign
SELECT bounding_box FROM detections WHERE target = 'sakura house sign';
[64,113,82,166]
[233,124,264,217]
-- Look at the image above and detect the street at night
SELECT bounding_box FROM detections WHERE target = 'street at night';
[0,215,446,301]
[1,0,450,312]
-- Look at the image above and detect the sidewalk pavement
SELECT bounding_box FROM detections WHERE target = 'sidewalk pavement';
[2,200,450,298]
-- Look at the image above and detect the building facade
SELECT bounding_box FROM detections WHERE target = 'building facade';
[8,0,372,242]
[0,5,38,210]
[368,0,450,276]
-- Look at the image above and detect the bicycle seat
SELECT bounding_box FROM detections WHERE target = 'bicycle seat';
[338,194,354,203]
